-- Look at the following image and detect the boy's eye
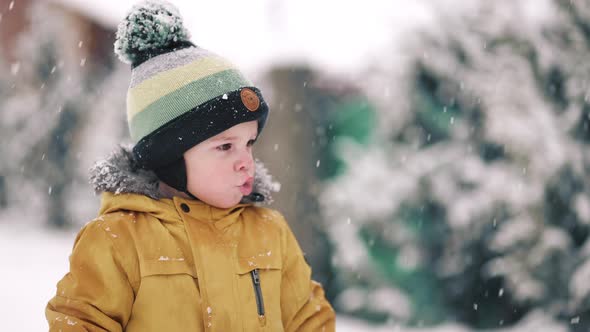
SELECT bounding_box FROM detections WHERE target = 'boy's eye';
[217,143,232,151]
[247,139,256,147]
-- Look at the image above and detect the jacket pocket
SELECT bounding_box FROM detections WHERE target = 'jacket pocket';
[139,257,199,295]
[133,259,203,332]
[141,258,198,278]
[237,255,282,331]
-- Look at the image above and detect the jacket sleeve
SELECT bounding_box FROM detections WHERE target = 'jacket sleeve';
[279,217,336,332]
[46,220,135,332]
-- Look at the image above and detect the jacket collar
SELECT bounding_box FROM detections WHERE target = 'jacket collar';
[172,196,249,229]
[97,191,249,227]
[89,144,280,205]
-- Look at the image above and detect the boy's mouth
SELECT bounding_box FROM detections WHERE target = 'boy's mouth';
[239,177,254,195]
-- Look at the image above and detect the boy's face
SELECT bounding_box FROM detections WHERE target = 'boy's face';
[183,120,258,208]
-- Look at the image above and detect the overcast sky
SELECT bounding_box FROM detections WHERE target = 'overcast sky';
[51,0,435,74]
[50,0,554,76]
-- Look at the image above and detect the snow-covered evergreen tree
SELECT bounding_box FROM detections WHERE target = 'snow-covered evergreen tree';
[320,0,590,330]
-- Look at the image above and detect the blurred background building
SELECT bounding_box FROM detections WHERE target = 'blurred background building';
[1,0,590,331]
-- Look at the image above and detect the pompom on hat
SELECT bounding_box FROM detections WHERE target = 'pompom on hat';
[114,0,269,193]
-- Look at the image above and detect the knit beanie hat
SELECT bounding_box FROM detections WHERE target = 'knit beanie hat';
[114,0,269,193]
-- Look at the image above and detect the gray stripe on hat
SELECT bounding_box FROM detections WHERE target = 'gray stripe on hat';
[129,47,217,88]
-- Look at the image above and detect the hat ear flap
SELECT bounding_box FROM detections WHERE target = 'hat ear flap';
[154,157,188,193]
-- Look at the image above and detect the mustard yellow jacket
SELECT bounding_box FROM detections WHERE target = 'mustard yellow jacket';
[46,191,335,331]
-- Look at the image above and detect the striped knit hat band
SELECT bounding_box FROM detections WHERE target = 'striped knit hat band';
[127,47,254,143]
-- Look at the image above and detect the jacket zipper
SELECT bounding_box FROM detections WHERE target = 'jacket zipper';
[250,269,266,324]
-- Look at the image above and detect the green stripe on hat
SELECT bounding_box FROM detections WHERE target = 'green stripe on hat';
[129,69,250,142]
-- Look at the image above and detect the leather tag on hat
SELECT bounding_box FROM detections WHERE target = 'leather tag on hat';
[240,88,260,112]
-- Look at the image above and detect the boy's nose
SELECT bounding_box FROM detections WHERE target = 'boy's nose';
[234,151,254,172]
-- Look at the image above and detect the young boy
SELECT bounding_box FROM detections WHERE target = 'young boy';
[45,1,335,331]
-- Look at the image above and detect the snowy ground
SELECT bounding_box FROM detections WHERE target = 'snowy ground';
[0,221,568,332]
[0,222,77,331]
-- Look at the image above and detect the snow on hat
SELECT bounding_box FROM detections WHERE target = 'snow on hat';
[114,0,269,178]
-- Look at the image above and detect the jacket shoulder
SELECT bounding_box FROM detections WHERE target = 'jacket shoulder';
[80,211,142,269]
[65,212,142,287]
[86,210,140,241]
